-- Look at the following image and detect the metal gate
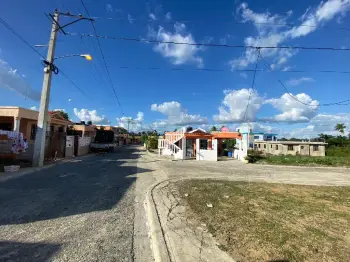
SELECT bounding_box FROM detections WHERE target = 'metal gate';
[45,132,66,161]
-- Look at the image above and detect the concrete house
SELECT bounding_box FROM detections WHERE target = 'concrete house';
[158,127,242,161]
[0,106,72,160]
[254,141,326,157]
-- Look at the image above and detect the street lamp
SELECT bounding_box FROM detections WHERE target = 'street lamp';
[54,54,92,61]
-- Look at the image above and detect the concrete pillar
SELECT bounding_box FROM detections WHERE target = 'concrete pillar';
[182,138,186,159]
[13,117,21,132]
[241,134,248,161]
[196,138,200,160]
[213,139,218,161]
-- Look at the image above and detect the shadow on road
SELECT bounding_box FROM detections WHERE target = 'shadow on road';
[0,240,61,262]
[0,146,152,226]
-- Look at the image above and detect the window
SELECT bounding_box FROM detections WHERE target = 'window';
[200,139,208,150]
[288,145,294,151]
[264,144,266,149]
[271,145,273,148]
[301,146,304,149]
[313,145,319,151]
[0,123,12,131]
[30,124,37,140]
[254,136,260,139]
[258,144,261,148]
[275,145,279,150]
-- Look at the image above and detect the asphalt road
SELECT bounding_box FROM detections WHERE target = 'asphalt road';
[0,146,150,262]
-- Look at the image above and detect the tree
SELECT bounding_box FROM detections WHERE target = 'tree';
[55,110,69,120]
[210,126,217,132]
[335,123,346,135]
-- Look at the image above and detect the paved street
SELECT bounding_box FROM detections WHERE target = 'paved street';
[0,146,153,262]
[0,146,349,262]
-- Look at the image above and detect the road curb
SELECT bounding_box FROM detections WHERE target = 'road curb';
[146,180,173,262]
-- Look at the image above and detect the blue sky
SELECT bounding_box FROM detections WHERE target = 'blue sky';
[1,0,350,137]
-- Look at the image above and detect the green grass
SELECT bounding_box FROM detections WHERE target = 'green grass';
[326,146,350,157]
[178,180,350,262]
[254,155,350,167]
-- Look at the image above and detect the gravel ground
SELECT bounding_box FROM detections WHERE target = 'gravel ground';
[153,157,350,186]
[0,146,150,262]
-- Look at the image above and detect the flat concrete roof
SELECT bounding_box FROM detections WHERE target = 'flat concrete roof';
[254,141,327,145]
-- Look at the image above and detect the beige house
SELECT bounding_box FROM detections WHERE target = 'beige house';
[0,106,72,161]
[70,124,96,138]
[0,106,72,140]
[254,141,327,157]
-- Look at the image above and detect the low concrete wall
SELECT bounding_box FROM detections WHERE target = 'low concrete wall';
[196,139,218,161]
[77,137,91,156]
[65,136,74,157]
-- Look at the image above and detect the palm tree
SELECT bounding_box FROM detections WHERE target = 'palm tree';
[210,126,217,132]
[334,123,346,135]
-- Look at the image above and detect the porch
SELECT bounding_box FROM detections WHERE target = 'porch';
[158,129,242,161]
[0,107,73,162]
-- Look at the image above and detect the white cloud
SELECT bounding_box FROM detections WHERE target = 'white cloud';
[117,112,149,132]
[151,23,204,67]
[128,14,134,24]
[0,59,40,101]
[53,108,66,112]
[265,93,319,122]
[68,98,72,102]
[73,108,109,124]
[165,12,172,21]
[149,13,156,20]
[106,4,114,12]
[287,77,315,86]
[282,66,293,71]
[231,1,350,69]
[213,89,264,123]
[30,106,37,111]
[151,101,208,125]
[239,72,248,79]
[282,113,350,138]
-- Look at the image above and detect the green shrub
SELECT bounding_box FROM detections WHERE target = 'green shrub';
[326,146,350,157]
[259,155,350,167]
[147,136,158,150]
[247,149,264,163]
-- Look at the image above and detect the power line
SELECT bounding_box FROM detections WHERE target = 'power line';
[259,54,350,107]
[0,15,92,101]
[59,70,91,100]
[243,48,260,122]
[67,32,350,52]
[60,0,69,12]
[80,0,125,115]
[86,14,350,33]
[0,17,45,59]
[113,65,350,75]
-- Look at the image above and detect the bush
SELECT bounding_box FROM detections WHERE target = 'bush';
[141,134,148,144]
[260,155,350,167]
[147,136,158,150]
[326,146,350,157]
[247,149,264,163]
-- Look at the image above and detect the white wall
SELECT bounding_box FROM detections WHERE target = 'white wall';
[77,137,91,156]
[196,138,218,161]
[235,136,248,161]
[65,135,74,157]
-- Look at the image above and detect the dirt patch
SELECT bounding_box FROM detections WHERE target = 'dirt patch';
[177,180,350,262]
